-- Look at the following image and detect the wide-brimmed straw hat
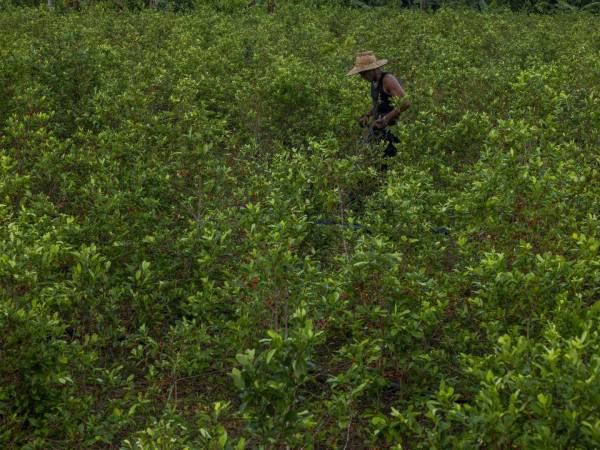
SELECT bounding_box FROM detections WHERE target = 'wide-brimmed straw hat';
[346,51,388,76]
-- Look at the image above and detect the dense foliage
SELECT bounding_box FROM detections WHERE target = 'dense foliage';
[1,5,600,448]
[3,0,600,14]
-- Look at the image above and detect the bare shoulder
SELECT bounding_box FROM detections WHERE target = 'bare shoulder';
[383,73,401,84]
[383,73,405,96]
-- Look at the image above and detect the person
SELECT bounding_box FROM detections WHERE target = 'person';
[347,51,411,157]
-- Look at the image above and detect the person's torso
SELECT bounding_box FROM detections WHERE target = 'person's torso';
[371,72,396,124]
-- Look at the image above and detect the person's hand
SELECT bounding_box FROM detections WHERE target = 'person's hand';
[358,114,370,128]
[372,117,387,129]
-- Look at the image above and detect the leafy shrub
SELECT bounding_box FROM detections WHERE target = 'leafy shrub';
[1,5,599,448]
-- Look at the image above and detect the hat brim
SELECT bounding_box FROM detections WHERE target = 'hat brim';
[346,59,388,76]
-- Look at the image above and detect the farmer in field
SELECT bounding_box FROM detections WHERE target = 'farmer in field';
[347,51,411,157]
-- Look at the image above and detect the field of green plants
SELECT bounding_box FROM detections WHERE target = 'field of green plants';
[1,4,600,448]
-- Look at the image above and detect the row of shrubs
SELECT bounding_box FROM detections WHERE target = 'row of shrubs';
[1,4,599,448]
[3,0,600,13]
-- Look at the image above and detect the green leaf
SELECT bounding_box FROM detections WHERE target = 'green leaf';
[218,429,228,447]
[235,437,246,450]
[266,348,277,364]
[231,368,245,390]
[235,349,255,367]
[266,330,282,346]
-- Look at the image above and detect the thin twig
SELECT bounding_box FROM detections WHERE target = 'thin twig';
[343,415,353,450]
[339,189,349,260]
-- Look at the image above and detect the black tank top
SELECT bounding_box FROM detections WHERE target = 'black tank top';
[371,72,396,124]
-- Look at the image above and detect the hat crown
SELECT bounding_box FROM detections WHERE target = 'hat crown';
[355,51,378,67]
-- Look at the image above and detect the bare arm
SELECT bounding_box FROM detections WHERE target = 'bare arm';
[380,74,411,125]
